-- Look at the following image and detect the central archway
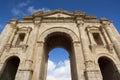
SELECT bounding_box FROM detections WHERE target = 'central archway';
[46,48,71,80]
[42,32,78,80]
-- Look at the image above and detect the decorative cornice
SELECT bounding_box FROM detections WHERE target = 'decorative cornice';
[8,10,109,24]
[85,15,97,19]
[23,16,33,20]
[33,9,74,17]
[100,18,111,25]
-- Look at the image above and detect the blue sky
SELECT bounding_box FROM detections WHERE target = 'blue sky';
[0,0,120,33]
[0,0,120,60]
[0,0,120,80]
[49,48,69,64]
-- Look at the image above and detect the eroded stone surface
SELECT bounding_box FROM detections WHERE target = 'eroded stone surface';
[0,10,120,80]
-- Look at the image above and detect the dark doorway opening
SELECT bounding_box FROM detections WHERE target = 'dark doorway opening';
[98,57,120,80]
[0,56,20,80]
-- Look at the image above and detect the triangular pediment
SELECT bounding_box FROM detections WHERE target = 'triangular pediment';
[32,10,74,18]
[45,13,72,18]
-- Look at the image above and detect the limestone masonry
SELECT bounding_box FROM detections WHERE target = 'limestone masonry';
[0,10,120,80]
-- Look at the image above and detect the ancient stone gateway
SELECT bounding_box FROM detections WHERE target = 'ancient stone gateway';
[0,10,120,80]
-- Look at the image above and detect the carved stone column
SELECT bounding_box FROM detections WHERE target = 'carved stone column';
[12,33,19,46]
[72,41,85,80]
[76,18,102,80]
[32,41,45,80]
[101,26,113,52]
[15,68,33,80]
[87,28,96,52]
[101,19,120,59]
[5,27,17,51]
[23,28,31,45]
[8,27,17,45]
[23,21,41,80]
[77,19,93,66]
[0,19,18,56]
[20,28,31,52]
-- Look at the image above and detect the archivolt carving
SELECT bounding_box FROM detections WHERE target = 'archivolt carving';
[38,27,79,42]
[95,53,119,65]
[1,54,20,63]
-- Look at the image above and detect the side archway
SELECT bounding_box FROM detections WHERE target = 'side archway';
[0,56,20,80]
[98,56,120,80]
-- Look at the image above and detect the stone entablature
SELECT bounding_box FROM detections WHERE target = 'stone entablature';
[0,10,120,80]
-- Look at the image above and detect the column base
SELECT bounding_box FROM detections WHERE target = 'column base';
[15,69,33,80]
[84,70,102,80]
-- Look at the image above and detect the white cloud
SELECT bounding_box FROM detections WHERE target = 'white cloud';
[11,1,29,16]
[47,60,71,80]
[47,60,56,72]
[18,0,30,7]
[27,6,50,14]
[11,8,21,15]
[11,0,50,16]
[18,2,27,8]
[11,8,26,16]
[27,6,35,14]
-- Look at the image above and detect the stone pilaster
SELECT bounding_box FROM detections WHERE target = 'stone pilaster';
[43,56,48,80]
[76,18,93,66]
[8,27,17,45]
[23,18,42,80]
[87,29,96,52]
[23,28,31,45]
[15,68,33,80]
[5,27,17,51]
[76,17,102,80]
[84,70,102,80]
[0,19,18,56]
[32,41,45,80]
[25,19,41,54]
[101,19,120,59]
[73,41,85,80]
[100,26,113,52]
[0,63,3,74]
[12,33,19,46]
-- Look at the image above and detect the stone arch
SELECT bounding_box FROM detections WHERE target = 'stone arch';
[45,32,74,53]
[0,56,20,80]
[2,53,20,64]
[37,27,81,80]
[98,56,120,80]
[38,27,79,42]
[95,53,119,65]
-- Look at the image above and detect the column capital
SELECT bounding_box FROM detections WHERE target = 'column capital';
[34,21,42,29]
[76,20,84,28]
[10,18,18,24]
[7,22,18,29]
[37,41,44,43]
[27,27,32,32]
[34,17,42,24]
[100,18,111,25]
[75,16,84,24]
[74,10,85,17]
[73,41,81,47]
[73,41,80,43]
[37,41,44,47]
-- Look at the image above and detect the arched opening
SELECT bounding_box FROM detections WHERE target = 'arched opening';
[40,32,78,80]
[98,57,120,80]
[46,48,71,80]
[0,56,20,80]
